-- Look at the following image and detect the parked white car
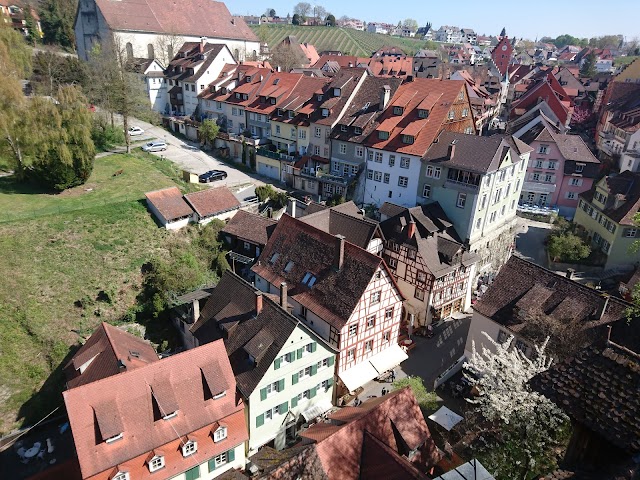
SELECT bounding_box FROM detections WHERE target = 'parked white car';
[128,126,144,136]
[142,140,167,152]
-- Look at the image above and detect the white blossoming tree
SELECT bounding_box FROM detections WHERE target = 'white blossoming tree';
[462,332,569,479]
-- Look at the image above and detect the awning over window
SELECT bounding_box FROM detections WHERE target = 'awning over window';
[300,399,333,422]
[368,344,408,374]
[339,361,379,393]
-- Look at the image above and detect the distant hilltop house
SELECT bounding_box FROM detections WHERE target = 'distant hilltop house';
[0,0,42,38]
[74,0,260,63]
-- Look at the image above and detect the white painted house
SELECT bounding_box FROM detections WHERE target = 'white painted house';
[252,214,407,400]
[191,271,337,456]
[74,0,259,63]
[127,57,167,113]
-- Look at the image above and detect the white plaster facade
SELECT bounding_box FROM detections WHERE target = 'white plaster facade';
[247,326,335,455]
[363,149,422,208]
[167,444,245,480]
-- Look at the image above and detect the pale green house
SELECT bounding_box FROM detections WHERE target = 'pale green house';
[574,171,640,270]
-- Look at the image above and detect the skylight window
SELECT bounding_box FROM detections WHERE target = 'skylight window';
[302,272,317,287]
[269,253,280,264]
[284,261,294,273]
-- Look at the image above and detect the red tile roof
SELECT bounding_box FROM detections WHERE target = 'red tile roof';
[63,340,245,479]
[93,0,258,42]
[510,80,572,126]
[145,187,193,222]
[64,322,158,389]
[184,187,240,218]
[364,78,470,157]
[251,214,403,330]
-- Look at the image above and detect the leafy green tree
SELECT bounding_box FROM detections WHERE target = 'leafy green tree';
[547,233,590,263]
[403,19,418,31]
[326,14,336,27]
[392,376,438,416]
[292,14,302,25]
[580,51,597,78]
[199,119,220,147]
[0,24,32,78]
[32,85,95,191]
[31,50,88,96]
[39,0,76,49]
[22,3,39,46]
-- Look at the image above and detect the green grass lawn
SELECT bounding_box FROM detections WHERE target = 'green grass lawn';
[0,152,196,434]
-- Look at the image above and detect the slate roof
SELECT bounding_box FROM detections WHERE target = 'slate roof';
[380,203,478,278]
[331,76,403,144]
[221,209,277,246]
[92,0,258,41]
[423,131,531,174]
[530,336,640,454]
[190,270,332,398]
[474,256,629,336]
[63,340,245,479]
[64,322,158,389]
[299,201,383,250]
[364,78,469,157]
[252,214,402,330]
[278,388,440,479]
[184,187,240,218]
[145,187,193,221]
[312,68,369,126]
[580,171,640,226]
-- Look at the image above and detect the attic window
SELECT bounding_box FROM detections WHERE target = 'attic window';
[322,109,329,117]
[243,94,248,100]
[182,440,197,457]
[270,98,276,105]
[354,127,362,135]
[378,130,389,140]
[317,94,323,101]
[393,106,403,115]
[340,125,347,132]
[235,93,241,99]
[274,78,280,85]
[363,102,370,110]
[418,109,429,118]
[213,426,228,442]
[112,472,129,480]
[277,108,284,116]
[105,432,123,444]
[288,110,295,119]
[148,455,165,473]
[334,88,341,97]
[402,135,415,144]
[302,272,317,287]
[269,253,280,264]
[283,261,294,273]
[246,76,252,82]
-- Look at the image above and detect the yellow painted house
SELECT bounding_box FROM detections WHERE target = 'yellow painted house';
[615,58,640,83]
[574,171,640,270]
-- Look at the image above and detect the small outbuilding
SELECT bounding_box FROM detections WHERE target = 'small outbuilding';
[144,187,194,229]
[184,187,241,225]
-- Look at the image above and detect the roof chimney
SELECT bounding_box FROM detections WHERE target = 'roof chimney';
[255,291,263,315]
[448,139,457,159]
[200,37,206,53]
[380,85,391,111]
[280,282,288,308]
[334,234,345,271]
[288,197,297,218]
[407,219,416,239]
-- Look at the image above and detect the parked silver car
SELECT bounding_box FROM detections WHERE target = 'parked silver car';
[142,140,168,152]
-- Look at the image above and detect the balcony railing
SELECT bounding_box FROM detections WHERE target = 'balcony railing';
[256,147,296,161]
[444,179,479,192]
[523,181,556,194]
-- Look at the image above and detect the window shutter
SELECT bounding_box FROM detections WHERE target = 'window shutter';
[311,342,317,352]
[292,373,299,385]
[256,414,264,427]
[280,401,289,413]
[311,364,318,376]
[291,395,298,408]
[278,379,285,391]
[260,388,267,401]
[274,358,281,370]
[228,448,235,462]
[309,387,317,398]
[297,348,303,359]
[327,377,334,387]
[208,458,216,472]
[327,356,335,367]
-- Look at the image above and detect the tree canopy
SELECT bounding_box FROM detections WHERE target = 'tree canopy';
[580,51,597,78]
[39,0,77,49]
[325,14,336,27]
[293,2,311,18]
[403,19,418,31]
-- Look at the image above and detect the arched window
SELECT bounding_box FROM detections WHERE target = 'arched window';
[147,43,154,59]
[252,50,257,60]
[234,48,240,61]
[125,42,133,59]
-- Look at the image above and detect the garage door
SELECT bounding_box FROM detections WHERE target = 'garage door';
[257,162,279,181]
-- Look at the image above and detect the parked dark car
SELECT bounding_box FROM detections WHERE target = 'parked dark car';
[199,170,228,183]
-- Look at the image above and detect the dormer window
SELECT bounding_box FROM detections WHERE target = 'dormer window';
[162,411,177,420]
[418,109,429,118]
[333,88,341,97]
[277,108,284,116]
[182,440,197,457]
[322,109,329,117]
[213,390,226,399]
[317,94,323,101]
[246,76,252,82]
[112,472,129,480]
[213,426,228,442]
[378,130,389,140]
[393,106,403,115]
[243,94,248,100]
[288,110,295,119]
[148,455,165,473]
[235,93,241,99]
[270,98,276,105]
[402,135,415,144]
[340,125,347,132]
[354,127,362,135]
[105,432,123,444]
[575,164,584,173]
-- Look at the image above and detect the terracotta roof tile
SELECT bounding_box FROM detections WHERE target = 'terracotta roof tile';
[94,0,258,42]
[145,187,194,221]
[221,210,277,246]
[64,322,158,389]
[184,187,240,218]
[63,340,244,479]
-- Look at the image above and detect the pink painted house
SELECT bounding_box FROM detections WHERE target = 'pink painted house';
[514,116,600,217]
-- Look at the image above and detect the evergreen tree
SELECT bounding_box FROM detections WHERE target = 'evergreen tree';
[580,51,597,78]
[22,3,39,46]
[40,0,76,49]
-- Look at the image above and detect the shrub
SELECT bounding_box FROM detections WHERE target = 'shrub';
[548,233,591,263]
[91,119,125,151]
